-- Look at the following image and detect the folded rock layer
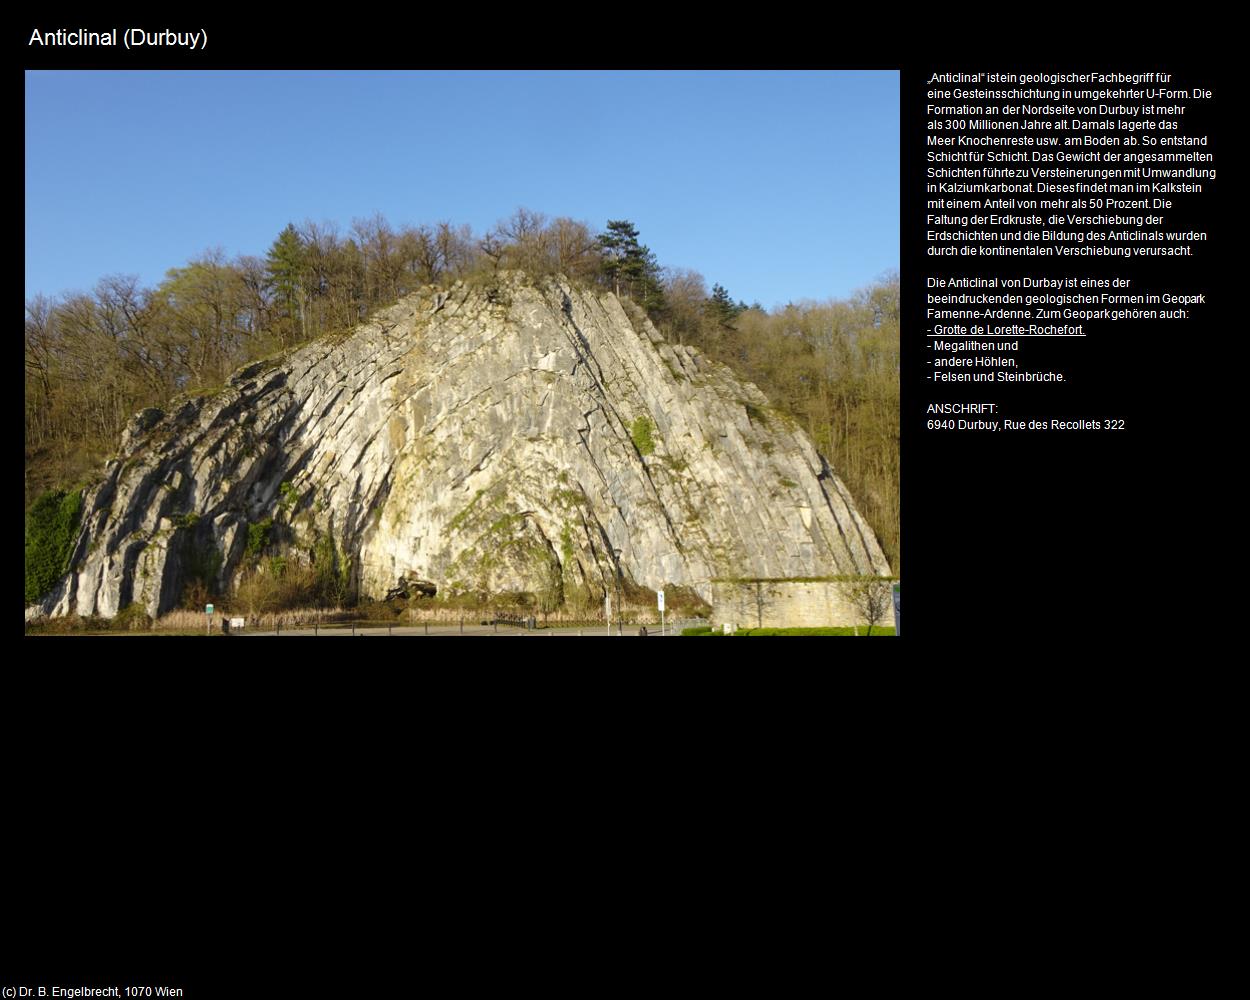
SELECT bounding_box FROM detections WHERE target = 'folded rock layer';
[28,273,890,619]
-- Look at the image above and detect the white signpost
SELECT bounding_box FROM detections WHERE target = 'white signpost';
[657,590,665,636]
[205,603,214,635]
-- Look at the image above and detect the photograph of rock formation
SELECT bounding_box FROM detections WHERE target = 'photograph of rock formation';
[25,71,899,635]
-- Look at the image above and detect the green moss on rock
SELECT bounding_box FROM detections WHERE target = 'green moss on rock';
[630,416,656,456]
[25,488,84,604]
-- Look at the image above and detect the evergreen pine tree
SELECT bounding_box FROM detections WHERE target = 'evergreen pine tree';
[266,224,306,345]
[598,220,666,314]
[708,283,741,327]
[597,220,641,297]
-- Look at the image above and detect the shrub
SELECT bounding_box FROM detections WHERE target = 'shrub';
[182,578,212,612]
[658,584,710,616]
[25,488,84,604]
[630,416,656,456]
[313,534,352,606]
[235,558,321,615]
[180,540,222,608]
[112,602,153,632]
[246,518,273,557]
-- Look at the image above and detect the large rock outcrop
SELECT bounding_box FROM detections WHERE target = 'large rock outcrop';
[26,273,890,619]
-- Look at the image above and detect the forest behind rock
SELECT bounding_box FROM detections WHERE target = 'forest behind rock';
[25,209,900,577]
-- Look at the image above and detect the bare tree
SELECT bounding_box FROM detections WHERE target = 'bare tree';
[434,222,476,278]
[661,268,707,347]
[494,207,553,275]
[25,296,56,430]
[847,577,892,636]
[549,217,600,282]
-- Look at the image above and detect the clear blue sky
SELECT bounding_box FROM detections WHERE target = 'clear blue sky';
[26,70,898,309]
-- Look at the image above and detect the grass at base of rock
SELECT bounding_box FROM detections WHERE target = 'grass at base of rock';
[681,625,896,636]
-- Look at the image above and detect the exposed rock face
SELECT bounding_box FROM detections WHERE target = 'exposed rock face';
[27,273,890,620]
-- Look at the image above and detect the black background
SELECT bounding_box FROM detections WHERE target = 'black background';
[17,17,1227,994]
[23,24,1223,643]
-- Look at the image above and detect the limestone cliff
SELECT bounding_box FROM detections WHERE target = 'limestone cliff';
[26,273,890,619]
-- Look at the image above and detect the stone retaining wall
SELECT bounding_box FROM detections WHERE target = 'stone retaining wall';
[710,578,895,630]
